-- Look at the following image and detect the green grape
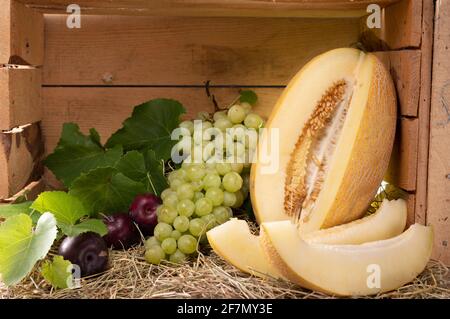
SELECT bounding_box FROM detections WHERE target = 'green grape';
[199,234,209,244]
[240,102,252,114]
[176,183,195,200]
[170,178,184,191]
[177,234,197,254]
[154,222,173,242]
[186,164,206,181]
[171,230,182,240]
[227,142,245,158]
[203,172,221,189]
[213,110,228,122]
[173,215,190,232]
[161,237,177,255]
[228,104,246,124]
[244,113,264,129]
[193,191,204,201]
[230,124,247,142]
[223,191,237,207]
[169,249,187,264]
[195,198,213,216]
[191,179,204,192]
[214,118,233,131]
[213,206,233,224]
[163,193,178,208]
[158,206,178,224]
[161,188,174,201]
[231,163,244,174]
[202,120,213,130]
[201,214,218,230]
[174,136,192,156]
[222,172,243,192]
[205,187,224,206]
[177,199,195,217]
[145,245,166,265]
[232,190,245,208]
[179,120,194,135]
[202,142,215,161]
[189,218,206,237]
[144,236,160,250]
[215,163,232,175]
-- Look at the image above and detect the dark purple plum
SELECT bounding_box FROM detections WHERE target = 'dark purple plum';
[129,194,161,236]
[103,213,140,249]
[58,232,109,277]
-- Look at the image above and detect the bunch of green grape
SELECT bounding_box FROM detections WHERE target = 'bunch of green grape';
[144,102,264,264]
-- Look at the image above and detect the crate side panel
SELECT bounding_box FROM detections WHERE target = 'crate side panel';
[41,87,282,154]
[43,15,360,86]
[428,0,450,264]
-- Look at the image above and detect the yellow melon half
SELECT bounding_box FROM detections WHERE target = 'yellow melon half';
[251,48,396,233]
[207,199,407,279]
[260,221,433,296]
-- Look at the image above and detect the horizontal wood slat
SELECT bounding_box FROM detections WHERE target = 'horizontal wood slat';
[0,122,44,198]
[41,87,282,154]
[0,0,44,65]
[42,15,360,86]
[17,0,400,17]
[0,66,42,130]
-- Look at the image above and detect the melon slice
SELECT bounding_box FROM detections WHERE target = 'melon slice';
[207,218,281,279]
[251,48,397,233]
[303,198,407,244]
[208,199,406,279]
[260,221,433,296]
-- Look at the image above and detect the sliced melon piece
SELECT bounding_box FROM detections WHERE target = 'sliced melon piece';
[208,199,406,279]
[207,218,281,279]
[303,198,407,244]
[260,221,433,296]
[251,48,397,233]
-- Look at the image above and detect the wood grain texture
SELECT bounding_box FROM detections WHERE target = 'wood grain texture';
[17,0,399,17]
[428,0,450,264]
[0,122,44,198]
[0,66,42,130]
[42,15,360,86]
[374,50,421,117]
[41,87,282,154]
[415,0,434,226]
[0,0,44,65]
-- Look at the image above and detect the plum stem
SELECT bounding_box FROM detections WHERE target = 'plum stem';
[147,173,158,196]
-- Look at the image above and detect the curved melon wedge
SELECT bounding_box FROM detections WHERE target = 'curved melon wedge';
[303,198,407,244]
[207,218,281,279]
[260,222,433,296]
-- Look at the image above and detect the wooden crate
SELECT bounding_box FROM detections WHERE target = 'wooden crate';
[0,0,446,263]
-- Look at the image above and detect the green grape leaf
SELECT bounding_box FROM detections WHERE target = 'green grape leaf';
[31,191,88,225]
[69,167,147,215]
[239,90,258,105]
[44,123,123,187]
[105,99,186,160]
[59,219,108,237]
[115,150,168,196]
[41,256,73,289]
[0,213,58,286]
[0,202,40,224]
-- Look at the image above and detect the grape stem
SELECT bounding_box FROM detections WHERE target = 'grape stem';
[146,173,158,196]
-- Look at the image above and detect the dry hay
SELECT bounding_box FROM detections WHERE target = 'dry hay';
[1,245,449,299]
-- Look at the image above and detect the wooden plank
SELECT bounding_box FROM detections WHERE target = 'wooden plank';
[415,0,434,226]
[428,0,450,264]
[42,15,360,86]
[0,179,46,203]
[405,192,416,227]
[41,87,282,154]
[0,123,44,198]
[385,118,419,192]
[0,0,44,65]
[0,65,42,130]
[374,50,421,117]
[17,0,400,17]
[359,0,422,50]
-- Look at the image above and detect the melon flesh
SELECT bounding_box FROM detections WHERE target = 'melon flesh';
[208,199,406,279]
[207,218,281,279]
[260,221,433,296]
[251,48,397,233]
